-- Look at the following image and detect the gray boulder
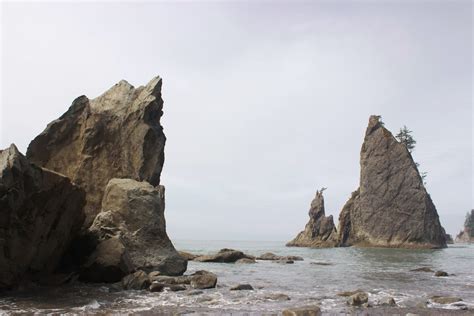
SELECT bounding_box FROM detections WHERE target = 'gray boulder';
[282,306,321,316]
[88,178,186,276]
[122,270,150,290]
[0,144,85,289]
[347,292,369,306]
[27,77,166,228]
[194,248,253,263]
[337,116,447,249]
[286,189,338,248]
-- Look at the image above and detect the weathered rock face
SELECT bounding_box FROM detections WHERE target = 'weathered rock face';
[27,77,166,227]
[455,210,474,243]
[0,144,85,289]
[337,116,447,249]
[286,190,338,247]
[88,178,186,276]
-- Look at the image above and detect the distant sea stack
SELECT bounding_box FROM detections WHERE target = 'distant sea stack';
[286,189,338,247]
[27,77,166,227]
[337,116,447,249]
[455,210,474,243]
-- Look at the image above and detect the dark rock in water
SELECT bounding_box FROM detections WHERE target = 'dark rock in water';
[257,252,303,261]
[434,271,448,277]
[347,292,368,306]
[277,259,294,264]
[287,189,338,248]
[149,282,165,292]
[122,270,150,290]
[311,262,333,266]
[194,249,253,263]
[230,284,254,291]
[149,274,191,285]
[445,234,454,244]
[187,290,204,296]
[190,271,217,289]
[0,144,85,290]
[282,306,321,316]
[27,77,167,228]
[337,116,447,249]
[411,267,434,273]
[79,236,134,283]
[88,179,186,276]
[455,210,474,243]
[431,296,462,304]
[168,284,186,291]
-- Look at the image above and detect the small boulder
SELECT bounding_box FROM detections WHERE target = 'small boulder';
[379,297,397,306]
[190,271,217,289]
[282,306,321,316]
[430,296,462,304]
[230,284,254,291]
[347,292,369,306]
[121,270,150,290]
[149,282,165,292]
[434,271,448,277]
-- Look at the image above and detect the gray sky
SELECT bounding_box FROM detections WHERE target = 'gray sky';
[1,1,472,241]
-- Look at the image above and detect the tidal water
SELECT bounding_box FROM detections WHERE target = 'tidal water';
[1,240,473,315]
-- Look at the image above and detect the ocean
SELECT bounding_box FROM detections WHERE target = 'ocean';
[1,240,473,315]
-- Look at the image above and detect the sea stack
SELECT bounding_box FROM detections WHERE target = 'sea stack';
[286,189,338,247]
[27,76,186,279]
[455,210,474,243]
[337,115,447,249]
[27,77,166,227]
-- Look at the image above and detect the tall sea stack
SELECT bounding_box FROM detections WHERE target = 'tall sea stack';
[286,189,338,247]
[337,116,447,249]
[455,210,474,243]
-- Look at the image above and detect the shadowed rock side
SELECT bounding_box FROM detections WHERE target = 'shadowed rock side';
[455,210,474,243]
[337,116,447,249]
[286,190,338,247]
[27,77,166,227]
[0,144,85,289]
[85,178,186,279]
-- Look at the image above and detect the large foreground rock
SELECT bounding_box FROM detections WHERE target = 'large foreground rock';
[0,144,85,289]
[455,210,474,243]
[88,178,186,276]
[286,189,338,247]
[337,116,447,249]
[27,77,166,227]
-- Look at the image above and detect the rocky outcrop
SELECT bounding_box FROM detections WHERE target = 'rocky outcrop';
[455,210,474,243]
[194,249,254,263]
[286,189,338,247]
[256,253,303,261]
[87,178,186,276]
[0,144,85,289]
[27,77,166,227]
[337,116,447,249]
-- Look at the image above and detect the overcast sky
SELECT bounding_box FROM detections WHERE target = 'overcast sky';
[1,1,472,241]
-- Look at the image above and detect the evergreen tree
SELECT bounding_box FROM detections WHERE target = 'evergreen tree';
[396,125,416,152]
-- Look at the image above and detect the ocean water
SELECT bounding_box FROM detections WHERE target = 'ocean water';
[1,240,473,315]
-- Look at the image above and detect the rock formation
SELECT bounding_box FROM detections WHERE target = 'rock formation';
[27,77,166,227]
[286,189,338,247]
[455,210,474,243]
[87,178,186,276]
[337,116,447,248]
[0,144,85,289]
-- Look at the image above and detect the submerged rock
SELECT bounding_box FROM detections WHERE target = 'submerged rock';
[336,289,365,297]
[194,249,253,263]
[410,267,434,273]
[27,77,167,228]
[236,258,257,264]
[257,252,303,261]
[379,297,397,306]
[434,271,448,277]
[431,296,462,304]
[88,179,186,276]
[287,189,338,248]
[230,284,254,291]
[0,144,85,289]
[282,306,321,316]
[265,293,291,301]
[337,116,447,249]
